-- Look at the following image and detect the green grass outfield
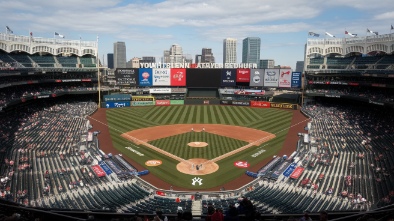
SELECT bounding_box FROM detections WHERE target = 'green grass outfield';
[106,105,293,189]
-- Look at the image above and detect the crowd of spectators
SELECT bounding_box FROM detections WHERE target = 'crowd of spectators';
[306,86,394,103]
[0,83,97,108]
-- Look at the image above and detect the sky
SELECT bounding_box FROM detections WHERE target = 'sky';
[1,0,394,70]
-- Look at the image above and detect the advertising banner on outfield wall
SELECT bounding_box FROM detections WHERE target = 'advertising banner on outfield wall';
[250,101,270,108]
[249,69,264,87]
[236,68,251,82]
[170,68,186,86]
[155,100,170,106]
[104,94,131,102]
[291,72,301,88]
[220,100,233,105]
[170,100,184,105]
[270,102,297,109]
[264,69,279,87]
[232,101,250,106]
[139,68,153,86]
[279,69,292,88]
[221,69,236,86]
[152,68,171,86]
[105,101,131,108]
[131,101,155,106]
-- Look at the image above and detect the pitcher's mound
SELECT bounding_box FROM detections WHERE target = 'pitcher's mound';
[177,158,219,175]
[188,142,208,148]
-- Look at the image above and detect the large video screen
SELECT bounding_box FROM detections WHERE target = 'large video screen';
[186,69,221,88]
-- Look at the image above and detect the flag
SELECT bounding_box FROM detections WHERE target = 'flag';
[345,31,357,37]
[391,25,394,30]
[367,29,378,35]
[308,32,320,37]
[325,32,335,38]
[54,32,65,38]
[6,26,13,34]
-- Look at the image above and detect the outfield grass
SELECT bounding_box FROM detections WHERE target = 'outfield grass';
[106,105,293,189]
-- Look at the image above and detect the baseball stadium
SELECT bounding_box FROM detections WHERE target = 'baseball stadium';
[0,32,394,221]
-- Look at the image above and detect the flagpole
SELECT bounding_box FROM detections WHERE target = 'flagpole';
[96,35,101,109]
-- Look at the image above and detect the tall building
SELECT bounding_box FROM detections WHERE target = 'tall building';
[107,53,114,69]
[223,38,237,64]
[201,48,215,63]
[169,44,183,63]
[296,61,304,72]
[162,50,170,63]
[259,59,275,69]
[242,37,261,64]
[113,42,126,69]
[140,56,156,64]
[195,54,202,64]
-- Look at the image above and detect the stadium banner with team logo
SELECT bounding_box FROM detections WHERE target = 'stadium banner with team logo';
[152,68,171,86]
[170,100,184,105]
[236,68,251,82]
[249,69,264,86]
[115,68,138,86]
[221,69,236,86]
[250,101,270,108]
[155,100,170,106]
[264,69,280,87]
[149,88,172,94]
[138,68,153,86]
[291,72,302,88]
[105,101,131,108]
[278,69,292,88]
[170,68,186,86]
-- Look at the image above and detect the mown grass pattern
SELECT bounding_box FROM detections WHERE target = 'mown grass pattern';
[106,105,293,189]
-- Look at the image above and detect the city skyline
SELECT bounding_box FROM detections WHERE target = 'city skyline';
[1,0,394,69]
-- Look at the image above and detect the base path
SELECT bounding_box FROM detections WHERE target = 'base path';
[121,124,275,146]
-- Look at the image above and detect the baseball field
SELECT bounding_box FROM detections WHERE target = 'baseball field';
[89,105,305,190]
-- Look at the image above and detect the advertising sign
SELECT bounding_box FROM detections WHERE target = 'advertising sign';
[170,68,186,86]
[170,100,184,105]
[105,101,131,108]
[103,94,131,102]
[264,69,279,87]
[171,88,187,93]
[131,96,155,101]
[131,101,155,106]
[155,100,170,106]
[249,69,264,87]
[236,68,251,82]
[250,101,270,108]
[232,101,250,106]
[152,68,171,86]
[231,101,250,106]
[270,103,297,109]
[149,88,172,94]
[138,68,153,86]
[291,72,301,88]
[115,68,138,86]
[279,69,292,88]
[221,69,236,86]
[220,100,232,105]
